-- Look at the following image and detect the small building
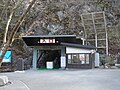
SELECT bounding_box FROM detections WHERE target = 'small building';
[22,35,96,69]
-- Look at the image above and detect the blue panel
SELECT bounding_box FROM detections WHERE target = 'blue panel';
[0,51,11,63]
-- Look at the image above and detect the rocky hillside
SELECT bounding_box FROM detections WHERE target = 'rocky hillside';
[0,0,120,61]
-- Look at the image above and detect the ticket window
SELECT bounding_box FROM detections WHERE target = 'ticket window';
[67,54,90,64]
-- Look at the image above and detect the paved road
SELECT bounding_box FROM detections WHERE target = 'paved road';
[0,69,120,90]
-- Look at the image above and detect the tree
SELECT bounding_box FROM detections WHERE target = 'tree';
[0,0,119,66]
[0,0,36,66]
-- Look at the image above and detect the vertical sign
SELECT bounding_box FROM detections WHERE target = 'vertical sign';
[61,56,66,67]
[95,53,100,67]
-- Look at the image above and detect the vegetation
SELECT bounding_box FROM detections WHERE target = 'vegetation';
[0,0,36,65]
[0,0,120,66]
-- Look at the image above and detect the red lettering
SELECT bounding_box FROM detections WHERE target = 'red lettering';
[49,39,53,43]
[42,39,46,43]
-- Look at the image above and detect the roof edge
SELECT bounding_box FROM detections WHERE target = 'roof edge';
[61,42,96,49]
[22,35,76,38]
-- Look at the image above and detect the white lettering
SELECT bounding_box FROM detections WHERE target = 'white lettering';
[40,39,55,43]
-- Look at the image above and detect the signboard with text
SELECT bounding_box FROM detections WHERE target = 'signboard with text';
[0,51,12,63]
[38,38,55,43]
[61,56,66,67]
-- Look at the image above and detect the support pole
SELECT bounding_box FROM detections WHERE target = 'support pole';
[32,47,38,69]
[60,47,66,69]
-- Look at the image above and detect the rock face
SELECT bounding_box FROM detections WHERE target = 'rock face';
[0,76,9,86]
[0,0,119,66]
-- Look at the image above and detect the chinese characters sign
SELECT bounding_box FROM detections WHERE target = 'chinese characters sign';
[38,38,55,43]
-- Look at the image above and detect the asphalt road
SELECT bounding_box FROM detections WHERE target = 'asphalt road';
[0,69,120,90]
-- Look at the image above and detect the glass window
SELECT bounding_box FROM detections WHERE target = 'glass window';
[67,54,90,64]
[72,54,80,63]
[79,54,85,64]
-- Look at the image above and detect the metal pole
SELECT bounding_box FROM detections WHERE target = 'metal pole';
[92,13,98,48]
[103,12,109,55]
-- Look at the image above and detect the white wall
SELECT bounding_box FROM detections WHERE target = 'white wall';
[66,47,94,54]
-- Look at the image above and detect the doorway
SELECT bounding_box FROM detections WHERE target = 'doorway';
[37,50,61,69]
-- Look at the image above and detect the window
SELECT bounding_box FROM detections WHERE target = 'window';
[67,54,90,64]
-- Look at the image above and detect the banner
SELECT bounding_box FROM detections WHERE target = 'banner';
[0,51,11,63]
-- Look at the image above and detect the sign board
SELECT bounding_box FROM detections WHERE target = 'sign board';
[46,62,53,69]
[39,38,55,43]
[60,56,66,67]
[95,53,100,67]
[0,51,11,63]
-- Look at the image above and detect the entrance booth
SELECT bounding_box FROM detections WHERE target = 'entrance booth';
[22,35,96,69]
[61,43,96,69]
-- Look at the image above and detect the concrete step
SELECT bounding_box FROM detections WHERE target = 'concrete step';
[0,76,9,86]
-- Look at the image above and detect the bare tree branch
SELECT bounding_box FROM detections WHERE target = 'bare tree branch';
[3,0,23,43]
[0,0,36,66]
